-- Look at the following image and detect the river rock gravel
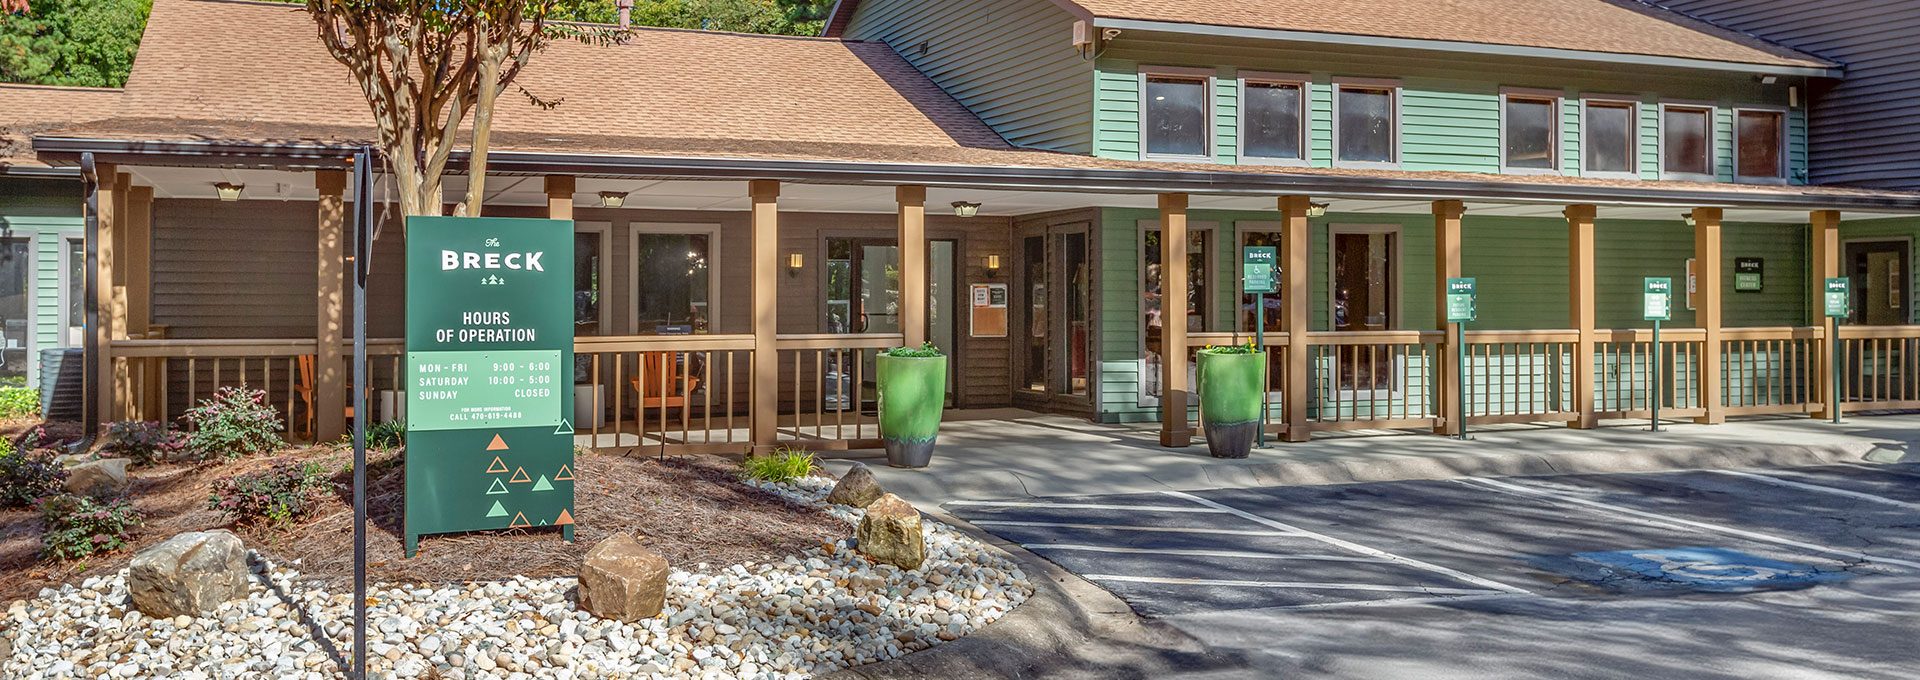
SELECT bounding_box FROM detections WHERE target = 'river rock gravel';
[0,475,1031,679]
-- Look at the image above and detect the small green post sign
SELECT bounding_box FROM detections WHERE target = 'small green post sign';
[1445,277,1477,323]
[1824,277,1851,318]
[404,216,575,556]
[1242,246,1277,294]
[1643,277,1672,321]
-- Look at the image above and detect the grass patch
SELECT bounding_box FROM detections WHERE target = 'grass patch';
[740,447,817,484]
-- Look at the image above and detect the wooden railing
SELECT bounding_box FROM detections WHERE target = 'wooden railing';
[572,334,756,455]
[774,333,902,450]
[1461,330,1578,425]
[1594,328,1706,420]
[1720,327,1820,416]
[1836,326,1920,412]
[1305,331,1442,431]
[111,338,318,435]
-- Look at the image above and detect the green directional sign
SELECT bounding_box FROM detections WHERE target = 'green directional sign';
[1824,277,1851,318]
[1242,246,1278,294]
[1445,277,1477,323]
[1643,277,1672,321]
[404,216,575,556]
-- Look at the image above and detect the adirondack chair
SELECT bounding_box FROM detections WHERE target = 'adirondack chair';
[294,354,354,440]
[629,351,701,410]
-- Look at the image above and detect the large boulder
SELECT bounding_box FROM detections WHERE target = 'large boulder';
[577,533,670,622]
[62,457,129,498]
[128,530,251,618]
[825,462,885,508]
[856,493,925,570]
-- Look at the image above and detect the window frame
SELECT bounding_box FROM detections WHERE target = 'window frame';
[574,221,612,335]
[58,234,83,348]
[1323,223,1406,401]
[1331,77,1403,170]
[1135,218,1219,408]
[1732,106,1789,185]
[1235,71,1311,167]
[1658,101,1718,182]
[1499,87,1562,176]
[626,222,722,335]
[1138,65,1217,162]
[1579,95,1641,180]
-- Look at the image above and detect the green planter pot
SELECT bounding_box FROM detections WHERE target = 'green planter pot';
[877,353,948,468]
[1196,350,1266,459]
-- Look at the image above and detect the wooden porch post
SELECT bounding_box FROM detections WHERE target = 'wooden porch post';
[1278,195,1312,442]
[1809,209,1840,418]
[123,185,154,420]
[1158,193,1191,447]
[897,185,927,349]
[92,165,119,428]
[1433,200,1465,436]
[315,170,348,442]
[545,175,575,220]
[1567,204,1598,429]
[750,180,780,453]
[1694,207,1725,424]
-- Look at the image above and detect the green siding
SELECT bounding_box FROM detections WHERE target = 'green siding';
[0,177,85,382]
[1401,81,1499,173]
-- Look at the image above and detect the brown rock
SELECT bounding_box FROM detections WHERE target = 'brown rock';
[128,530,251,618]
[63,457,129,498]
[577,533,670,622]
[856,493,925,570]
[825,462,885,508]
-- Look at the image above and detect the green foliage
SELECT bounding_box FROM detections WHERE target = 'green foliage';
[0,386,40,418]
[885,342,944,358]
[0,437,66,508]
[36,493,140,560]
[208,459,335,527]
[366,419,405,450]
[181,387,285,461]
[1200,342,1262,355]
[550,0,828,34]
[103,420,186,465]
[0,0,151,87]
[740,446,815,483]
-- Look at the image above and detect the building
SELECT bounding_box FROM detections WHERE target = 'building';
[21,0,1920,453]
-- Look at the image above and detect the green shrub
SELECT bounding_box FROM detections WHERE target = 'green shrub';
[740,447,817,484]
[366,419,406,449]
[0,386,40,418]
[1199,342,1261,355]
[0,438,67,508]
[181,387,285,460]
[884,342,944,358]
[208,459,335,527]
[36,494,141,561]
[103,420,187,465]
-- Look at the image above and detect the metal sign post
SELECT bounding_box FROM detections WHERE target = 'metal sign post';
[1243,246,1277,446]
[349,146,373,680]
[1445,277,1476,441]
[1643,277,1672,432]
[1825,277,1850,425]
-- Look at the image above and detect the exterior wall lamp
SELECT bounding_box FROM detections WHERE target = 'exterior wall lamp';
[786,252,803,276]
[598,191,628,208]
[1307,202,1329,218]
[1682,212,1697,228]
[984,254,1001,278]
[214,182,244,202]
[951,201,981,218]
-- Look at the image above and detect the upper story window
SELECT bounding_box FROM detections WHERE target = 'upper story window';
[1502,90,1559,174]
[1240,74,1306,164]
[1582,98,1638,178]
[1142,68,1212,159]
[1661,103,1715,179]
[1735,108,1786,182]
[1335,80,1398,167]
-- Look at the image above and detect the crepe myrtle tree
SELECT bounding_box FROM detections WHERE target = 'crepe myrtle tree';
[305,0,618,216]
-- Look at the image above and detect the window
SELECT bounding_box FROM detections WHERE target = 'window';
[1241,77,1305,162]
[1736,109,1785,181]
[1583,99,1637,176]
[573,225,608,336]
[1328,226,1400,395]
[1661,104,1714,178]
[63,238,83,347]
[1140,223,1212,404]
[1335,82,1397,166]
[1502,91,1558,173]
[0,238,29,382]
[630,225,717,335]
[1143,72,1210,158]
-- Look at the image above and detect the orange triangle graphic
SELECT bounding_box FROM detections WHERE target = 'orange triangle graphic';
[555,508,574,526]
[485,457,509,474]
[553,464,575,481]
[487,434,509,451]
[508,512,531,529]
[508,467,532,484]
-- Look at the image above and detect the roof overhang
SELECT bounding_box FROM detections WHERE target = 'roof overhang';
[1094,18,1843,79]
[33,135,1920,213]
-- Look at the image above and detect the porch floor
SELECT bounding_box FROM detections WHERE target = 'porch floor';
[817,409,1920,508]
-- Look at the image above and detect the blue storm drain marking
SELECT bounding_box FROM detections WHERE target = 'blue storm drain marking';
[1558,547,1853,593]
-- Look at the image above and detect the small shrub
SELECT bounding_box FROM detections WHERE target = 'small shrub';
[208,459,335,527]
[884,342,944,358]
[103,420,187,465]
[0,438,67,508]
[181,387,285,460]
[740,447,816,484]
[37,493,140,561]
[367,419,406,449]
[1199,342,1261,355]
[13,423,62,452]
[0,386,40,418]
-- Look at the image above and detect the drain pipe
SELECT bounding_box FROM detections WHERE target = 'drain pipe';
[68,152,100,453]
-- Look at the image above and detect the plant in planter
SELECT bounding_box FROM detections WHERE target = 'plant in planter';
[1196,343,1267,459]
[876,343,947,468]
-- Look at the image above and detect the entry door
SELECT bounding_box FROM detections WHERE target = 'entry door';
[1015,224,1091,399]
[825,237,959,400]
[1845,240,1910,326]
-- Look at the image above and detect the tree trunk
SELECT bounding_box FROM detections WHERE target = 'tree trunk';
[461,42,505,218]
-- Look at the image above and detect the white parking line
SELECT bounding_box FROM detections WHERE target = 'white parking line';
[1252,593,1530,612]
[946,500,1231,513]
[1711,469,1920,512]
[969,520,1295,536]
[1083,574,1504,596]
[1022,544,1391,563]
[1456,477,1920,571]
[1159,490,1532,595]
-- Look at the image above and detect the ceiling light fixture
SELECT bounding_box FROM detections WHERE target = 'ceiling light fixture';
[598,191,628,209]
[1306,202,1329,218]
[214,182,244,202]
[952,201,981,218]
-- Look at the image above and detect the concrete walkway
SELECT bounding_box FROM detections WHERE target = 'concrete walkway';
[820,408,1920,508]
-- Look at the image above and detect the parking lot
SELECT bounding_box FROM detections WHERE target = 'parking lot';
[948,463,1920,679]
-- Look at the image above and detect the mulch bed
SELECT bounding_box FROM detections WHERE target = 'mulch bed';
[1,418,846,603]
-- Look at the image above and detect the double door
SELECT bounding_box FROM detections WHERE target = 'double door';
[1016,223,1091,404]
[825,237,958,404]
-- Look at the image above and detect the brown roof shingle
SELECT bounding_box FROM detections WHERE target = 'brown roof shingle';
[1,84,122,167]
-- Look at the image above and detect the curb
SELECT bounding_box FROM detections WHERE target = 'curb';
[1218,441,1879,489]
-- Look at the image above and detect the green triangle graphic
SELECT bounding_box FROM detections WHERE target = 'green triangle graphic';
[486,500,507,518]
[487,478,509,495]
[531,475,554,492]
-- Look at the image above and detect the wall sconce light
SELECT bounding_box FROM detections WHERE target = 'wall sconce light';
[598,191,628,208]
[786,252,803,276]
[951,201,981,218]
[1682,212,1697,228]
[213,182,244,202]
[984,254,1001,278]
[1306,202,1329,218]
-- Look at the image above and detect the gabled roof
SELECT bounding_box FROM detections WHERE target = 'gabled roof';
[0,84,122,169]
[826,0,1835,73]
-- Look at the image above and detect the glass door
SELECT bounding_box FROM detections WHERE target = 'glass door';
[1016,224,1091,399]
[1141,226,1211,405]
[825,237,958,405]
[1846,240,1910,326]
